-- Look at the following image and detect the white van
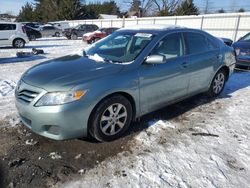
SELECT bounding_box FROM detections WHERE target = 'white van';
[0,22,29,48]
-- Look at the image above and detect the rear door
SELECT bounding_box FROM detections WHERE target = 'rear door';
[183,32,220,94]
[139,33,190,114]
[0,23,16,45]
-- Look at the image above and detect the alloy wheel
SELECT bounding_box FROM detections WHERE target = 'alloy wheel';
[100,103,127,136]
[212,72,225,94]
[14,39,24,48]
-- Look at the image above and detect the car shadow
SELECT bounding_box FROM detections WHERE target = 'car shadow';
[0,55,46,64]
[125,71,250,137]
[36,38,69,42]
[0,162,4,188]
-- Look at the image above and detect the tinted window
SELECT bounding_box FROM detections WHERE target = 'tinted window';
[43,26,54,30]
[185,32,212,54]
[240,33,250,42]
[0,24,16,31]
[80,25,86,30]
[151,33,184,59]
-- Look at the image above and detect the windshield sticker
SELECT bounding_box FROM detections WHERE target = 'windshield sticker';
[135,33,152,38]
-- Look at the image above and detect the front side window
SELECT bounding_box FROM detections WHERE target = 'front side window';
[185,32,211,54]
[150,33,184,60]
[85,32,154,63]
[240,33,250,42]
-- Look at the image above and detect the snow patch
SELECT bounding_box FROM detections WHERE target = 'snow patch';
[0,79,16,97]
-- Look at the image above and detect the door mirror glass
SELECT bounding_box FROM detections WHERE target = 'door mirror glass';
[144,55,166,64]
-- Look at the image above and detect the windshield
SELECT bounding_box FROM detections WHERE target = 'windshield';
[85,32,154,63]
[240,33,250,42]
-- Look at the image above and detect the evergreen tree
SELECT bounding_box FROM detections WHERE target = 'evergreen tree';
[238,8,245,12]
[218,8,225,13]
[175,0,199,16]
[17,2,35,22]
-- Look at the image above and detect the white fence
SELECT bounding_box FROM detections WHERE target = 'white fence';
[67,12,250,42]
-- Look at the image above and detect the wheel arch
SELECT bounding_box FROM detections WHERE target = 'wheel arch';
[12,38,26,47]
[217,66,230,81]
[87,91,137,134]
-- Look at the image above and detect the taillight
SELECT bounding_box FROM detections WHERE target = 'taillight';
[22,26,26,33]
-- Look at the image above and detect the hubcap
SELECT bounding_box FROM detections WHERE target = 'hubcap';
[213,73,225,94]
[100,103,127,136]
[15,40,24,48]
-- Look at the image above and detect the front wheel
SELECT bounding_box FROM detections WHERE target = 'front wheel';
[207,69,226,97]
[55,32,60,37]
[89,95,133,142]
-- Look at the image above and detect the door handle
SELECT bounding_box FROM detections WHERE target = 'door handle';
[181,62,188,68]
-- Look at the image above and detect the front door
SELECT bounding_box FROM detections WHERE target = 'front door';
[139,33,190,114]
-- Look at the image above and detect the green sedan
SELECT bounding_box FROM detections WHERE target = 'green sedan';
[15,25,236,141]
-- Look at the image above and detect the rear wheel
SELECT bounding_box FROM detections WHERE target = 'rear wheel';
[71,33,77,40]
[55,32,60,37]
[89,95,133,142]
[13,39,25,48]
[207,69,226,97]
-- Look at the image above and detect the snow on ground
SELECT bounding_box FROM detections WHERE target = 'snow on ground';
[1,37,250,188]
[0,37,87,125]
[61,72,250,188]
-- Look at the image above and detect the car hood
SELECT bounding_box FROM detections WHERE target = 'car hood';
[22,54,124,91]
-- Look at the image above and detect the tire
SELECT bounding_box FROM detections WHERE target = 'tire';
[93,37,100,43]
[13,39,25,48]
[29,35,36,41]
[89,95,133,142]
[55,32,60,37]
[71,33,77,40]
[207,69,226,97]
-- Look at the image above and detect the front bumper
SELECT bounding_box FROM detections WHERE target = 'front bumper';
[15,80,91,140]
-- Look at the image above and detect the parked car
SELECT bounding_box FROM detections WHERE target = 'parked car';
[24,25,42,41]
[63,24,98,40]
[48,21,71,31]
[232,32,250,69]
[15,25,236,142]
[22,22,42,29]
[39,25,62,37]
[0,22,29,48]
[83,27,119,44]
[220,37,233,46]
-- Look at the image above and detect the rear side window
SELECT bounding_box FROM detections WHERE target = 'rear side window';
[185,32,213,54]
[0,24,16,31]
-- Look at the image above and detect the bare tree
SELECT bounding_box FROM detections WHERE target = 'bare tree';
[124,0,154,17]
[151,0,181,16]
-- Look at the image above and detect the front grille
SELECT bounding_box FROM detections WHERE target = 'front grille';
[17,89,39,104]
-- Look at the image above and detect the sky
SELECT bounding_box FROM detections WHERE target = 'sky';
[0,0,249,16]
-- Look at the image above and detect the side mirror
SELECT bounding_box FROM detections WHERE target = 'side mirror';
[144,55,166,64]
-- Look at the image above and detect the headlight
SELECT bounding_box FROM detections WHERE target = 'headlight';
[35,90,87,106]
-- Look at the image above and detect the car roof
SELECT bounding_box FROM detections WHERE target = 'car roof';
[0,21,20,25]
[118,24,186,34]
